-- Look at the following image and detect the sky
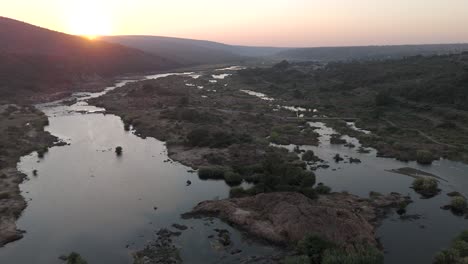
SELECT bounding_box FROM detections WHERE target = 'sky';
[2,0,468,47]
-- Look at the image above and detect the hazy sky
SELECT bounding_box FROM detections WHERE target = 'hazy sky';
[2,0,468,47]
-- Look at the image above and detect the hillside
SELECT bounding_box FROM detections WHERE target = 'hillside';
[101,35,243,65]
[103,35,288,64]
[0,17,179,101]
[275,44,468,61]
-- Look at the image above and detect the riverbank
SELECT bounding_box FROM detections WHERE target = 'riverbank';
[0,104,57,246]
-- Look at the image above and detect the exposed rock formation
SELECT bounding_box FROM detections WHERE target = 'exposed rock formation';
[184,192,409,249]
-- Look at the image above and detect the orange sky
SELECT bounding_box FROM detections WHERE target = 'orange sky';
[2,0,468,47]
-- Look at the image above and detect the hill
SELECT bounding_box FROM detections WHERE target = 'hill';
[275,44,468,61]
[101,35,242,65]
[102,35,288,64]
[0,17,179,101]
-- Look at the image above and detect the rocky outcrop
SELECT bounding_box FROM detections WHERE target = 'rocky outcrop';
[184,192,409,249]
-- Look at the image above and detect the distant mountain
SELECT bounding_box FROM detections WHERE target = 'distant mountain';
[275,44,468,62]
[0,17,179,100]
[103,35,288,64]
[101,35,242,65]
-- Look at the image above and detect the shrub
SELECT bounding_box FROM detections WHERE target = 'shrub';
[230,187,247,198]
[302,150,318,162]
[330,134,347,145]
[322,246,384,264]
[198,166,227,180]
[297,235,336,263]
[457,231,468,243]
[433,230,468,263]
[37,148,47,158]
[229,187,257,198]
[115,146,123,156]
[433,249,460,264]
[452,240,468,258]
[300,172,316,187]
[224,171,243,186]
[416,150,434,164]
[269,131,281,144]
[0,192,11,200]
[412,177,439,197]
[187,127,211,147]
[397,201,409,215]
[451,196,467,214]
[315,183,331,194]
[65,252,88,264]
[301,187,318,200]
[282,255,310,264]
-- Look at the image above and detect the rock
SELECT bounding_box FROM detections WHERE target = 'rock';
[349,157,361,164]
[134,228,182,264]
[231,249,242,255]
[186,180,192,186]
[171,223,188,231]
[184,192,408,249]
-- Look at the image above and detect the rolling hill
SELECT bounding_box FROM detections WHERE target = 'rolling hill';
[274,44,468,61]
[0,17,179,100]
[102,35,288,64]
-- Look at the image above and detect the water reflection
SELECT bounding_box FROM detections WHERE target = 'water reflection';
[0,74,276,264]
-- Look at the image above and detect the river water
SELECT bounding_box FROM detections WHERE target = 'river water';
[0,73,275,264]
[1,71,468,264]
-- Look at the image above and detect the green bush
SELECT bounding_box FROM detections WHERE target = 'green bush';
[433,249,460,264]
[433,230,468,263]
[416,150,434,164]
[224,171,243,186]
[301,172,316,187]
[451,196,467,213]
[302,150,318,162]
[457,231,468,243]
[412,177,439,197]
[65,252,88,264]
[321,246,384,264]
[297,235,336,263]
[198,166,227,180]
[452,240,468,258]
[315,183,331,194]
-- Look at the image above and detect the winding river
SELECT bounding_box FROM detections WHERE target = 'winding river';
[0,71,468,263]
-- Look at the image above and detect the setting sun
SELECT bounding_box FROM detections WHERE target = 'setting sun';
[66,1,112,39]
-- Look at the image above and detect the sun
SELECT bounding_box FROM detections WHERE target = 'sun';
[66,1,112,39]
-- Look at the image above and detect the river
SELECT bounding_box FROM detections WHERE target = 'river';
[0,73,275,264]
[1,71,468,263]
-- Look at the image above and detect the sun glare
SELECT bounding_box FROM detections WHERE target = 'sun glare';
[66,1,112,39]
